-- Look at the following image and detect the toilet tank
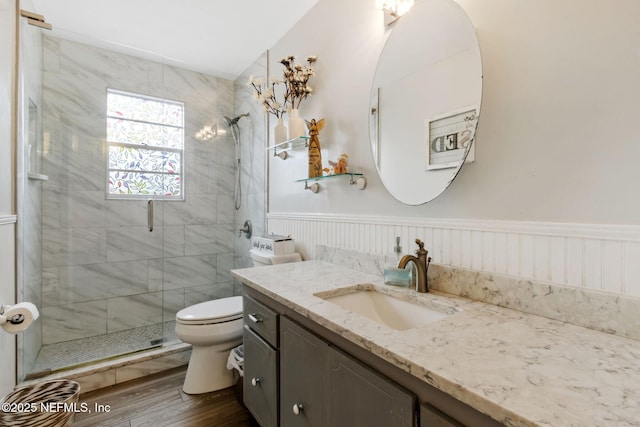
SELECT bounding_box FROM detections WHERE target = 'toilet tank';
[249,249,302,266]
[251,234,296,255]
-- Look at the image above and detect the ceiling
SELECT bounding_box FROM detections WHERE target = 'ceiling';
[30,0,319,80]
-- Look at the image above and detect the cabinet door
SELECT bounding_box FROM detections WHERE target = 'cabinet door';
[328,347,415,427]
[280,317,329,427]
[420,404,464,427]
[243,326,278,427]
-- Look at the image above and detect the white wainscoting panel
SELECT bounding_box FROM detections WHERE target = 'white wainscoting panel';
[267,213,640,297]
[0,217,17,395]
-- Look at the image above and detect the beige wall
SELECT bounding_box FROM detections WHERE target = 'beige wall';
[0,0,17,396]
[267,0,640,225]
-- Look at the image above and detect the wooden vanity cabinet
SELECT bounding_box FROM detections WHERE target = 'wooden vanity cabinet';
[280,317,414,427]
[280,317,328,426]
[243,296,279,427]
[421,404,464,427]
[242,289,503,427]
[326,341,415,426]
[243,327,278,427]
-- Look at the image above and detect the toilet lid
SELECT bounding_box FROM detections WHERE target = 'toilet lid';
[176,296,243,325]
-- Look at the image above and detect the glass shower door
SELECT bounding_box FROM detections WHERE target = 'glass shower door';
[106,81,187,348]
[16,8,45,380]
[18,33,176,379]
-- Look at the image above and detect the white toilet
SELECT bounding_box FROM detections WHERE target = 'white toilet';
[175,296,243,394]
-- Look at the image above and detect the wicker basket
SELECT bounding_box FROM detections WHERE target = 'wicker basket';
[0,379,80,427]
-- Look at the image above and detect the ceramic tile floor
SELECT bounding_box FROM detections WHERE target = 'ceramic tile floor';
[30,322,179,375]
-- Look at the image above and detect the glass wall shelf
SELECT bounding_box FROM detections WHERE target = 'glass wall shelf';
[296,173,367,192]
[265,136,309,159]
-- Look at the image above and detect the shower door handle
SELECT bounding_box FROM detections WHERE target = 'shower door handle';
[147,199,154,232]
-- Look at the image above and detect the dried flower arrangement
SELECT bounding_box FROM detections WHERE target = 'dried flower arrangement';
[280,55,317,110]
[247,76,286,118]
[248,55,317,117]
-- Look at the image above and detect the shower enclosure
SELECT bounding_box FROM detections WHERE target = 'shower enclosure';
[16,9,266,382]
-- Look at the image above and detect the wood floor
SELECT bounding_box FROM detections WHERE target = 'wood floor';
[73,366,258,427]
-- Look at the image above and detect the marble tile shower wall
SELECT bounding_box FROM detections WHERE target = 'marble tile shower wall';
[41,36,237,345]
[232,52,268,285]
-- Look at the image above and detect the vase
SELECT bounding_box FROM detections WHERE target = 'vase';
[274,117,288,144]
[288,108,305,140]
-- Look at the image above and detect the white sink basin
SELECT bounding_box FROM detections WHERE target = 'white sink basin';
[318,289,454,331]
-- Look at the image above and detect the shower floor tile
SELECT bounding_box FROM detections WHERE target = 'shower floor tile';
[30,321,179,375]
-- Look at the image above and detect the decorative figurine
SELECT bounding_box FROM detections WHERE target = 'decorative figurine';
[306,118,325,178]
[328,153,348,175]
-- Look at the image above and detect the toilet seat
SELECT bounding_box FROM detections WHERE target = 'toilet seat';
[176,296,243,325]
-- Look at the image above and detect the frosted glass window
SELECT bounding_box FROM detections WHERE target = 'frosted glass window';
[106,89,184,199]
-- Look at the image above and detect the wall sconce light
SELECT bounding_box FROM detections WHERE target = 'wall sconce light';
[375,0,414,25]
[195,123,227,141]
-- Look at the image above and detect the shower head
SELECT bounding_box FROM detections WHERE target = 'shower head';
[224,113,250,127]
[196,113,249,142]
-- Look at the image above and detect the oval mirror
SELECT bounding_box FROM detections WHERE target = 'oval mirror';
[370,0,482,205]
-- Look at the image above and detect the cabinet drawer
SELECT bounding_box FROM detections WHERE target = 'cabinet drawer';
[244,295,278,347]
[243,326,279,427]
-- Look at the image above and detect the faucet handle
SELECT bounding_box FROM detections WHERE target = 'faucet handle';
[414,238,427,255]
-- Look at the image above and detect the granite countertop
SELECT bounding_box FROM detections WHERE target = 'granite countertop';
[231,260,640,427]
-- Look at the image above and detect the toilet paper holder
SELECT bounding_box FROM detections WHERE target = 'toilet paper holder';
[1,303,39,334]
[1,305,27,325]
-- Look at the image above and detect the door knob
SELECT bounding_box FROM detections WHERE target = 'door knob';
[251,377,260,387]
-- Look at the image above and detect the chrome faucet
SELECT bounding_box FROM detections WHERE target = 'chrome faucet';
[397,239,431,293]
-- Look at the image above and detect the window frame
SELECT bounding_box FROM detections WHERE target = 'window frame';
[105,88,186,201]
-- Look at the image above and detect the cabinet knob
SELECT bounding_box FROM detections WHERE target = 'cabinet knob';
[292,403,304,415]
[251,377,261,387]
[248,313,263,323]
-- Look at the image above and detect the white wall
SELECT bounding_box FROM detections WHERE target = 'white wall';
[267,0,640,224]
[262,0,640,297]
[0,0,17,395]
